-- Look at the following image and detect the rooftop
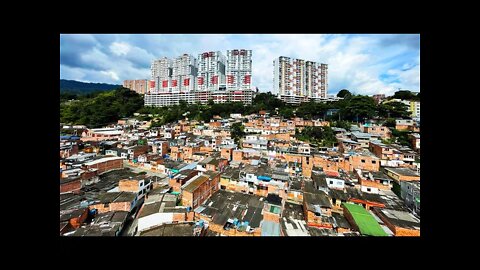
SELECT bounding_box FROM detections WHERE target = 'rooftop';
[332,212,351,229]
[195,190,265,228]
[266,194,282,206]
[304,192,332,211]
[139,222,196,236]
[182,175,210,193]
[309,227,338,236]
[94,210,129,225]
[280,202,310,236]
[261,221,281,236]
[97,192,137,204]
[343,203,388,236]
[60,208,88,222]
[384,167,420,177]
[311,172,328,189]
[83,156,123,166]
[375,208,420,231]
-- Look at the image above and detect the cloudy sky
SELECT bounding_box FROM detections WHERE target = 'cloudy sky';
[60,34,420,95]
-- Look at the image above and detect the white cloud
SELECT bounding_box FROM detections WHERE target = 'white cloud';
[61,34,420,95]
[100,70,120,81]
[110,42,131,56]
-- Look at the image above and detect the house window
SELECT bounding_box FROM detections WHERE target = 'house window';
[329,181,333,185]
[372,160,376,164]
[361,160,365,163]
[367,188,371,192]
[104,203,109,208]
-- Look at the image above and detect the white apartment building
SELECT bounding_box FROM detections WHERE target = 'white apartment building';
[226,49,252,91]
[171,54,197,92]
[144,51,253,107]
[151,57,172,92]
[273,56,328,105]
[197,51,226,92]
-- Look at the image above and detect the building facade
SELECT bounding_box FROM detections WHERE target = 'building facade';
[197,51,226,92]
[274,56,328,105]
[123,79,148,95]
[144,50,253,107]
[226,49,252,91]
[151,57,172,92]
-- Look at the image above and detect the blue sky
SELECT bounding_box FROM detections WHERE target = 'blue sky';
[60,34,420,95]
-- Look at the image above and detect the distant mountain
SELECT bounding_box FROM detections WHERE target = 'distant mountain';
[60,79,122,93]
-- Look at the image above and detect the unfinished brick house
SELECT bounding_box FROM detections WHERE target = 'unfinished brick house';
[181,171,220,209]
[89,192,138,214]
[82,156,123,175]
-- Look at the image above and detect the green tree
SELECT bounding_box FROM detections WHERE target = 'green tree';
[331,120,351,130]
[379,101,410,118]
[340,95,377,122]
[279,107,294,119]
[393,90,419,101]
[337,89,352,98]
[383,118,396,128]
[231,122,245,145]
[295,126,337,147]
[60,87,144,127]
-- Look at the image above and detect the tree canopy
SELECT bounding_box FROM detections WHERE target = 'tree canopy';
[392,90,420,101]
[61,89,412,129]
[337,89,352,98]
[60,87,144,128]
[295,126,337,147]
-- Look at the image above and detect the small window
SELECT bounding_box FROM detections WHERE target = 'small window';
[367,188,371,192]
[361,160,365,163]
[329,181,333,185]
[372,160,376,164]
[104,203,109,207]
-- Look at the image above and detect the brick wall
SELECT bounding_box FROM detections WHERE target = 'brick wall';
[221,148,233,161]
[275,133,291,141]
[360,179,390,190]
[373,209,419,236]
[233,150,244,162]
[263,211,280,223]
[119,179,140,192]
[284,153,303,163]
[60,179,82,194]
[89,202,131,214]
[347,155,380,171]
[312,156,339,172]
[181,191,194,207]
[364,126,391,139]
[84,158,123,175]
[183,147,200,159]
[302,156,314,178]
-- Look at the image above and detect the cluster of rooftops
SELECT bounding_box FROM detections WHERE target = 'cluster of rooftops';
[60,112,420,237]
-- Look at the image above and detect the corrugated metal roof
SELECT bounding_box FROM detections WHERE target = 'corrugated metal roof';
[261,221,281,236]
